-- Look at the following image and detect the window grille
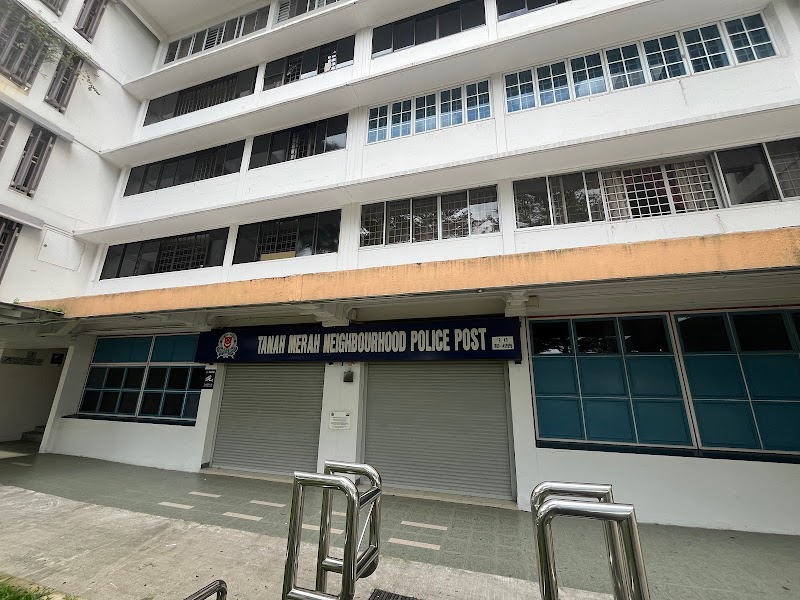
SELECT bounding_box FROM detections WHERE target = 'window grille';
[156,233,211,273]
[0,1,46,87]
[386,199,411,244]
[0,105,17,160]
[74,0,108,42]
[40,0,67,15]
[45,53,82,112]
[258,219,299,256]
[0,217,22,282]
[359,204,386,247]
[11,127,56,197]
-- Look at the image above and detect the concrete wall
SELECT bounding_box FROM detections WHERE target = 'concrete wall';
[0,351,63,442]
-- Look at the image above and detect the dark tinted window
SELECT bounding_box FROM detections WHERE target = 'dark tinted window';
[461,0,485,29]
[263,58,286,89]
[233,223,259,263]
[576,319,619,354]
[250,134,271,169]
[118,243,140,278]
[393,19,415,50]
[125,166,145,195]
[732,313,793,351]
[497,0,526,19]
[622,318,670,353]
[146,367,168,388]
[532,321,571,354]
[716,146,780,205]
[223,141,244,175]
[233,211,340,264]
[678,315,732,352]
[316,210,341,254]
[372,23,393,55]
[415,11,437,45]
[269,130,291,165]
[100,245,124,280]
[325,114,348,151]
[438,4,462,37]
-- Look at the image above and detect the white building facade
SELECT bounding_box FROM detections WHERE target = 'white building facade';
[0,0,799,536]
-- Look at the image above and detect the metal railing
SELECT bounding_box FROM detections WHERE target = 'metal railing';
[182,580,227,600]
[532,482,650,600]
[283,461,382,600]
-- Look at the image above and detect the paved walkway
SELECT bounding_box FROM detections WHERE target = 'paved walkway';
[0,444,798,599]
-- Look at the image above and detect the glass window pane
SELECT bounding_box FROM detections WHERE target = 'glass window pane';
[124,166,144,196]
[576,320,619,354]
[104,367,125,388]
[98,391,120,413]
[146,367,168,389]
[766,138,800,198]
[497,0,526,19]
[80,390,100,412]
[585,172,605,221]
[415,11,436,44]
[677,315,732,352]
[325,114,348,152]
[189,367,206,390]
[393,19,414,50]
[716,146,780,204]
[386,199,411,244]
[233,223,260,264]
[140,392,163,415]
[532,321,572,354]
[469,186,499,235]
[550,172,590,224]
[360,203,385,246]
[514,177,551,228]
[161,393,185,417]
[124,367,145,389]
[438,5,461,38]
[461,0,485,29]
[118,391,139,415]
[732,313,793,351]
[183,393,201,419]
[86,367,106,388]
[412,196,438,242]
[316,210,341,254]
[167,367,190,390]
[372,23,393,55]
[622,318,670,353]
[441,191,469,238]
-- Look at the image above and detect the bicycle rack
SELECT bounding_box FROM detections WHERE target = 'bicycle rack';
[532,482,650,600]
[282,461,382,600]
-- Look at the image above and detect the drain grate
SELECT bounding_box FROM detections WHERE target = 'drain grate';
[368,591,419,600]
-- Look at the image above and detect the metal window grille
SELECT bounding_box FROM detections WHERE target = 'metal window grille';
[505,70,535,112]
[414,94,436,133]
[725,14,776,64]
[359,203,385,247]
[390,100,412,138]
[643,34,687,81]
[288,125,315,160]
[605,44,646,90]
[257,219,299,257]
[284,55,302,83]
[74,0,108,42]
[601,165,672,220]
[175,75,239,116]
[767,140,800,198]
[0,105,17,160]
[319,42,337,72]
[11,127,56,197]
[664,160,719,213]
[441,191,469,239]
[0,1,46,88]
[0,217,22,282]
[412,196,438,242]
[367,105,388,143]
[386,199,411,244]
[440,87,463,127]
[156,234,210,273]
[192,152,216,181]
[40,0,67,15]
[45,53,82,112]
[571,53,607,98]
[683,25,730,73]
[537,62,570,106]
[465,80,491,121]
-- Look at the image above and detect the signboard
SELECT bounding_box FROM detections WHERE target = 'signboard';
[196,317,522,364]
[329,411,351,430]
[203,369,216,389]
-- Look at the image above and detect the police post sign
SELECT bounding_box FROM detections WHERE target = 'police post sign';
[195,318,522,363]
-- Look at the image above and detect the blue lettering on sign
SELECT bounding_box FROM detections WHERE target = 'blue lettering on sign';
[195,318,522,364]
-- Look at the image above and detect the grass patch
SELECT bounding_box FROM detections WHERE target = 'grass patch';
[0,580,76,600]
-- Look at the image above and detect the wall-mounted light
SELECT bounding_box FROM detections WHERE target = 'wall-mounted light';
[343,370,354,383]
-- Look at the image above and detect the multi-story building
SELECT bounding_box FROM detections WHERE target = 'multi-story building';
[0,0,798,535]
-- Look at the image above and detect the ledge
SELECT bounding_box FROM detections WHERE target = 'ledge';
[62,414,197,427]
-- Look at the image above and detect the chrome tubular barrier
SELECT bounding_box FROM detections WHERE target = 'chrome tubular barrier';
[282,462,382,600]
[532,482,650,600]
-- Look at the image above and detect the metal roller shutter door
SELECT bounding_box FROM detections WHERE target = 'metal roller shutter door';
[365,362,514,500]
[212,364,324,474]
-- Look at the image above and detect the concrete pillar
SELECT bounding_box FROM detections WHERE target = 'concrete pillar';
[316,362,365,472]
[40,335,96,454]
[505,319,540,510]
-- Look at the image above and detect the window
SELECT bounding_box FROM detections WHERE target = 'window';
[497,0,571,21]
[531,316,692,446]
[263,36,355,90]
[0,1,46,88]
[277,0,340,24]
[80,335,204,422]
[248,114,348,168]
[505,70,535,112]
[0,105,17,161]
[643,34,687,81]
[164,7,270,64]
[11,127,56,197]
[359,186,499,247]
[415,94,436,133]
[514,171,605,228]
[440,87,463,127]
[606,44,646,90]
[677,311,800,452]
[45,52,82,112]
[0,217,22,282]
[466,80,491,121]
[683,25,730,73]
[74,0,108,42]
[537,62,570,105]
[40,0,67,15]
[125,141,244,196]
[390,100,412,138]
[716,146,779,205]
[765,139,800,199]
[145,68,258,125]
[100,229,228,279]
[233,210,340,263]
[570,53,606,98]
[368,106,388,143]
[725,14,776,64]
[371,0,485,57]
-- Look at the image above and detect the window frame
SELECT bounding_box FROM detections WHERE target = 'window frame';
[0,217,23,283]
[44,51,83,112]
[39,0,67,16]
[0,3,47,88]
[0,106,17,162]
[723,12,778,65]
[10,126,57,197]
[74,0,109,42]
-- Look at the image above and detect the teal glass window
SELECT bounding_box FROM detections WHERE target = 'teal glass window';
[678,311,800,452]
[80,335,202,422]
[531,316,691,447]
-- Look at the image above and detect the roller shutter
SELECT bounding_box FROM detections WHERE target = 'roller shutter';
[212,364,324,474]
[365,362,514,500]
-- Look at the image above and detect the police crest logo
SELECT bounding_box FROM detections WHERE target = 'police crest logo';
[216,332,239,359]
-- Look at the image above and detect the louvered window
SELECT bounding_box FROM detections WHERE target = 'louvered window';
[11,127,56,197]
[75,0,108,42]
[45,53,82,112]
[0,217,22,282]
[0,105,17,161]
[40,0,67,15]
[277,0,340,24]
[0,0,46,88]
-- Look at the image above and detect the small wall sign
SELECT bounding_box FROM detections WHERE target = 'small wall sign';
[203,369,216,389]
[329,411,351,431]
